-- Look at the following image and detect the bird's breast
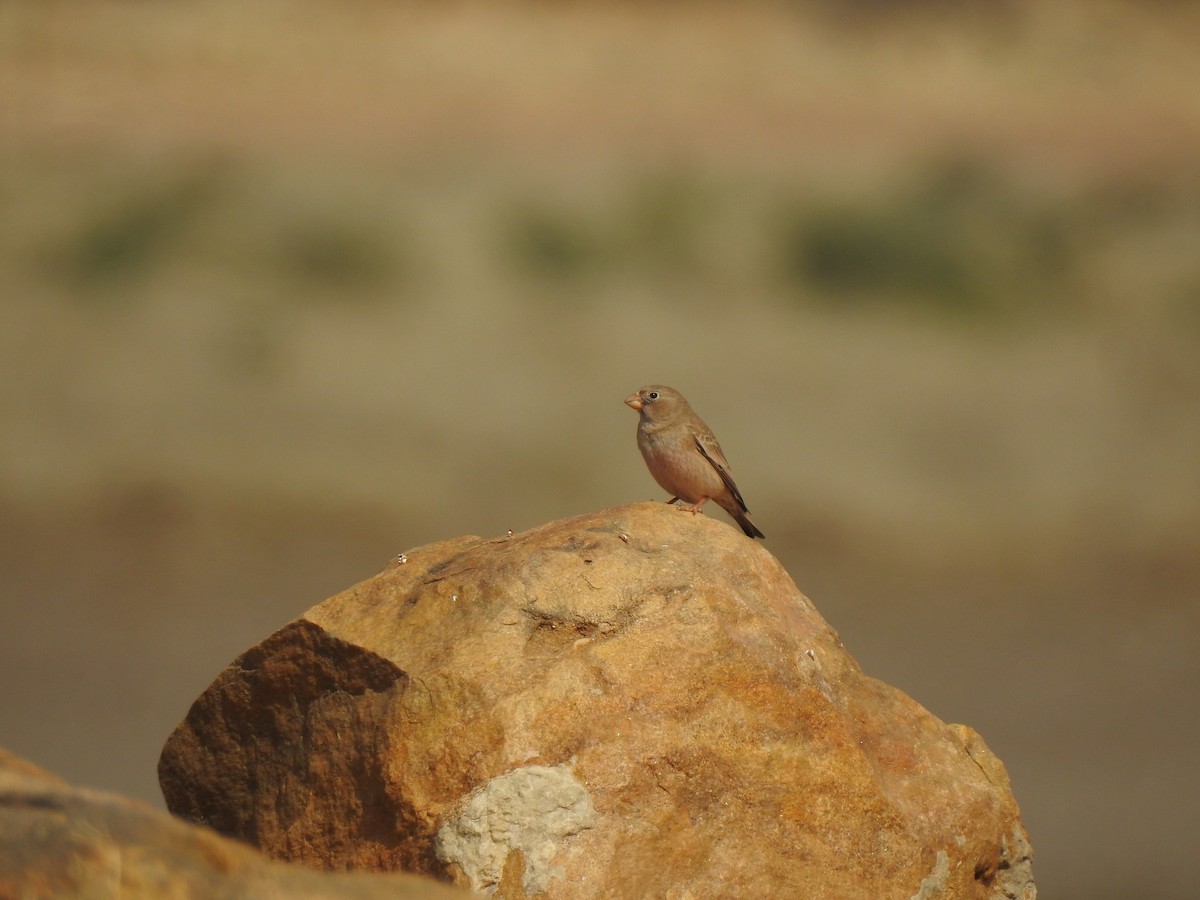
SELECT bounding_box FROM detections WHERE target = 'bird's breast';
[637,424,726,502]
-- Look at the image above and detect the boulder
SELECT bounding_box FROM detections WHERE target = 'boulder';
[159,502,1035,899]
[0,748,465,898]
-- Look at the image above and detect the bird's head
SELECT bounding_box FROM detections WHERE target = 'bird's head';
[625,385,687,422]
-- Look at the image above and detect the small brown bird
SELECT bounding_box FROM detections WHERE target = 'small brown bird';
[625,385,765,539]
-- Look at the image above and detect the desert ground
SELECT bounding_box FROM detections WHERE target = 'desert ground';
[2,2,1199,897]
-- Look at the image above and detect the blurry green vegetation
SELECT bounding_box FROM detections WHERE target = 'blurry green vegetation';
[6,152,1198,330]
[503,203,610,281]
[775,160,1076,318]
[501,176,711,285]
[493,158,1197,325]
[620,174,711,277]
[276,218,397,292]
[33,160,406,308]
[59,164,225,294]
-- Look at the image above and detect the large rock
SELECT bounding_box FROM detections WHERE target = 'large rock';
[0,748,465,898]
[159,502,1035,899]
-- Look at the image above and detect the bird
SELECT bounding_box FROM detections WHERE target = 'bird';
[625,385,765,539]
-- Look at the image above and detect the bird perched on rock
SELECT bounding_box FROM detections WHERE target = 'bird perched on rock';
[625,385,765,539]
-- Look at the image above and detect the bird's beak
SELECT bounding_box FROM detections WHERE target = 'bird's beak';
[624,392,643,411]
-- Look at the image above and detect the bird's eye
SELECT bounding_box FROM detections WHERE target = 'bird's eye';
[647,391,659,401]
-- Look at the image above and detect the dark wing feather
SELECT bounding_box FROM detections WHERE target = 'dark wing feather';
[693,433,750,513]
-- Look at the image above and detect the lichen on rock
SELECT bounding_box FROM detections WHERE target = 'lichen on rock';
[435,764,597,895]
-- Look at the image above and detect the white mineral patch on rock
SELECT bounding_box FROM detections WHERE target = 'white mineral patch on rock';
[435,763,598,895]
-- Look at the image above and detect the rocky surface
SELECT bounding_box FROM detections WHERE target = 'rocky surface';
[0,748,465,899]
[159,501,1036,899]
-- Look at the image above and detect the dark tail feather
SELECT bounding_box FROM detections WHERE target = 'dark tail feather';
[738,514,765,540]
[725,504,765,540]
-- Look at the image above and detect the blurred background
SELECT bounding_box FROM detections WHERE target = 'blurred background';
[2,1,1198,896]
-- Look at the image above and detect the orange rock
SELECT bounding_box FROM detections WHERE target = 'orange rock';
[160,502,1035,899]
[0,748,465,898]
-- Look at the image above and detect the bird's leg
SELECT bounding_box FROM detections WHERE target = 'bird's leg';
[665,496,681,505]
[681,497,710,515]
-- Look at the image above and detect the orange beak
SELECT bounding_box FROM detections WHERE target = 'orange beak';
[624,392,643,411]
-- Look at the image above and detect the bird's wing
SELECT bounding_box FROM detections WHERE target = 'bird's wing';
[692,430,750,513]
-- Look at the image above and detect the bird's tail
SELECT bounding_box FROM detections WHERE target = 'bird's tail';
[722,501,765,540]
